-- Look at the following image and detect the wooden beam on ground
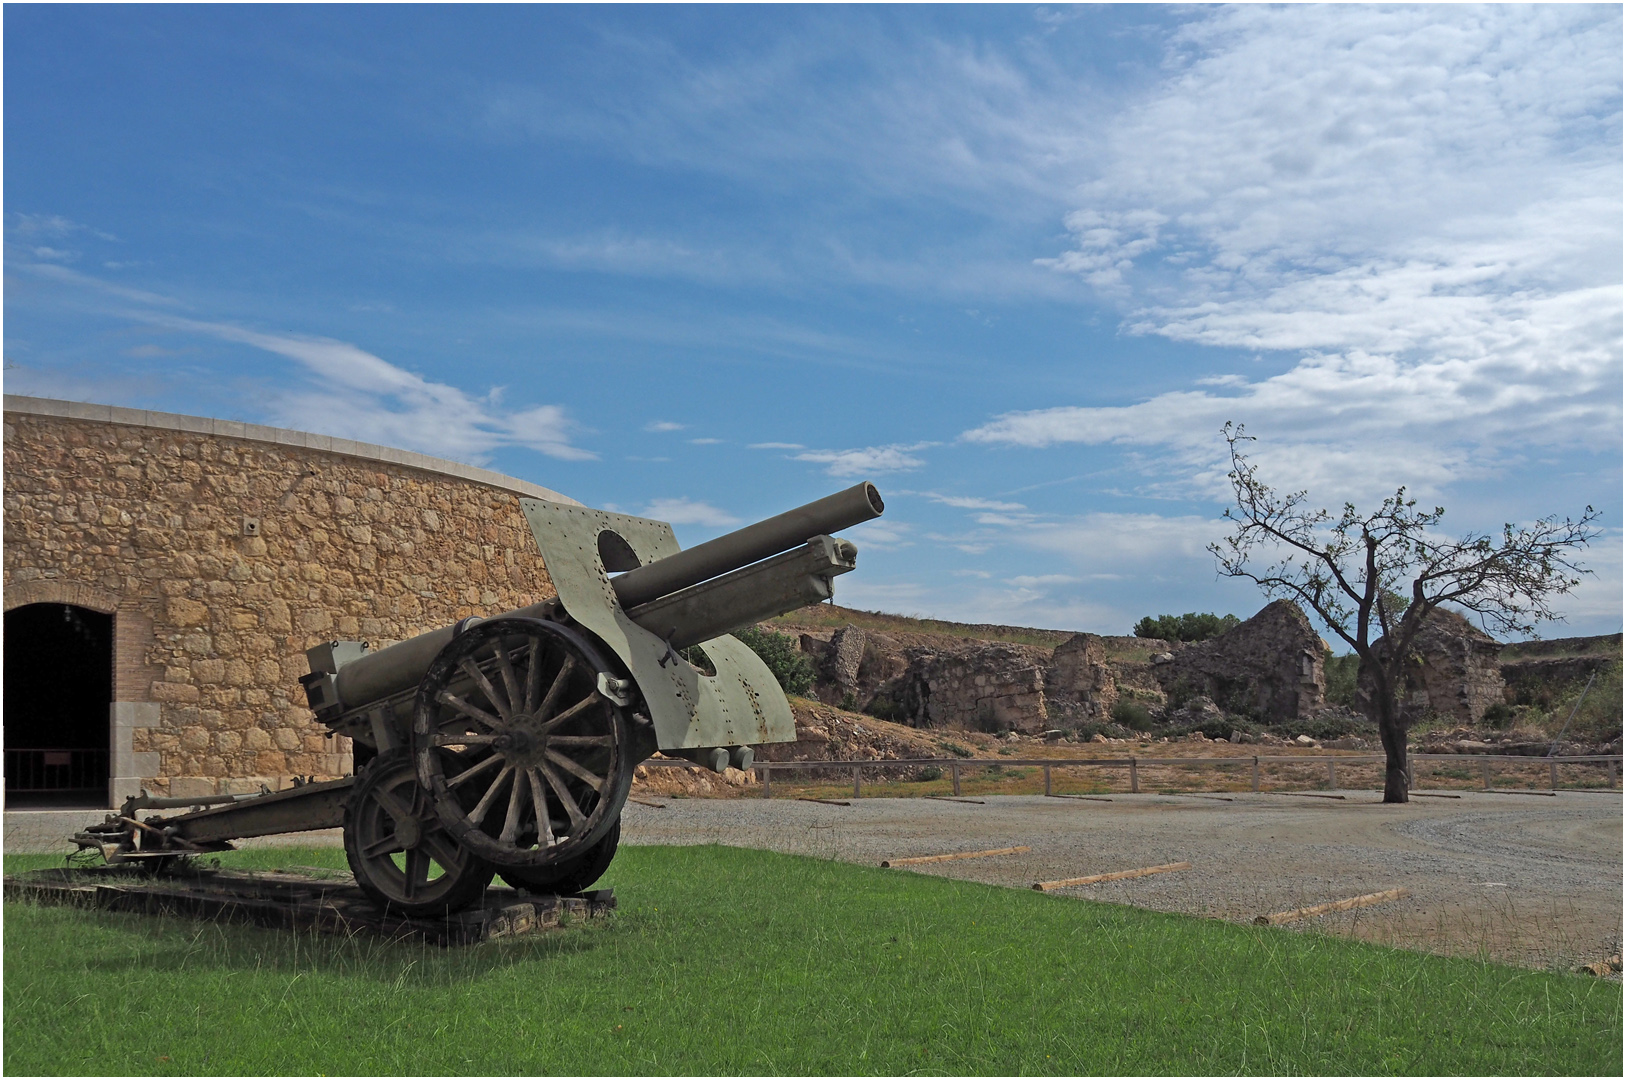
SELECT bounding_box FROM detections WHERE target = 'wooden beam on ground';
[1271,792,1347,800]
[1254,887,1410,925]
[1032,861,1192,892]
[925,795,985,805]
[1482,789,1557,796]
[881,845,1030,868]
[1046,794,1113,802]
[1408,791,1461,799]
[627,797,667,808]
[798,797,851,807]
[1177,793,1234,801]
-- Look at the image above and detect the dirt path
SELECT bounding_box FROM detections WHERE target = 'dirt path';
[619,790,1623,971]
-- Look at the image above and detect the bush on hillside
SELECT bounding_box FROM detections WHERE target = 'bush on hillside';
[1132,612,1241,642]
[732,627,815,696]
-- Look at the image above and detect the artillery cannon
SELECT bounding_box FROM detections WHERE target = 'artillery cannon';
[77,482,885,914]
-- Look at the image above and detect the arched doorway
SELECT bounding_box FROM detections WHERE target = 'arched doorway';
[4,603,112,807]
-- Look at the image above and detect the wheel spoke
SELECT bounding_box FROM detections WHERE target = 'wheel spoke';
[469,764,515,826]
[545,747,606,793]
[403,848,430,898]
[431,732,504,747]
[371,783,416,828]
[420,826,466,873]
[436,690,502,729]
[538,759,588,831]
[459,657,511,722]
[493,639,523,717]
[538,656,576,720]
[535,692,605,737]
[447,753,504,790]
[526,768,554,846]
[362,834,401,859]
[499,767,528,844]
[523,637,544,713]
[546,734,613,747]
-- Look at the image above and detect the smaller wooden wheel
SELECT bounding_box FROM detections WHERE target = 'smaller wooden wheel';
[415,617,635,870]
[343,750,494,915]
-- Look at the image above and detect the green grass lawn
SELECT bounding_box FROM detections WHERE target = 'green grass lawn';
[5,845,1620,1076]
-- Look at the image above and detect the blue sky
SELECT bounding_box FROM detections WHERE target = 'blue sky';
[5,4,1621,641]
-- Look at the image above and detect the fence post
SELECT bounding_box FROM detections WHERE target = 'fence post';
[853,764,862,799]
[1482,758,1491,790]
[1129,757,1139,794]
[762,763,772,799]
[1328,758,1337,790]
[1044,764,1052,797]
[1252,756,1260,792]
[951,761,961,796]
[1550,760,1559,791]
[1611,758,1618,789]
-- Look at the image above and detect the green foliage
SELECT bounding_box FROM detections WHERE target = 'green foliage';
[1111,700,1155,731]
[914,765,942,782]
[730,626,815,696]
[938,740,973,758]
[1323,650,1360,709]
[4,846,1619,1076]
[1133,612,1241,642]
[866,693,902,722]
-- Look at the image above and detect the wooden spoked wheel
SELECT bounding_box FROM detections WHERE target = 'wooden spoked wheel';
[343,750,495,915]
[500,817,621,895]
[414,617,634,871]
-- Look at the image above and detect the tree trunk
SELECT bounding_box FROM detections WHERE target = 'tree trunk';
[1378,715,1404,800]
[1360,657,1410,803]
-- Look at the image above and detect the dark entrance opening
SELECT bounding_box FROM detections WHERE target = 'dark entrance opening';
[4,603,113,807]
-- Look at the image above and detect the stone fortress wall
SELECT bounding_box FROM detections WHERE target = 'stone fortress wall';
[3,396,573,803]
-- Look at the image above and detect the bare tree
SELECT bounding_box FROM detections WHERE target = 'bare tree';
[1209,424,1597,802]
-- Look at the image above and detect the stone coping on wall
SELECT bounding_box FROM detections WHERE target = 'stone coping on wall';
[3,395,582,507]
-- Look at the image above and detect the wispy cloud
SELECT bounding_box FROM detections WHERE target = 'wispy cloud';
[137,313,596,464]
[971,5,1622,501]
[687,437,723,445]
[645,420,686,432]
[792,442,936,477]
[640,497,742,527]
[749,441,804,450]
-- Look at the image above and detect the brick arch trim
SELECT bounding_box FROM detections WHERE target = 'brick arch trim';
[3,580,123,614]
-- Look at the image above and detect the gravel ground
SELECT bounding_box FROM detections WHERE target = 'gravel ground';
[10,791,1618,970]
[619,790,1623,971]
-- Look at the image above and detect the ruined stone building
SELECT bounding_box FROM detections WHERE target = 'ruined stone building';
[1152,599,1326,721]
[1363,607,1507,725]
[3,396,571,808]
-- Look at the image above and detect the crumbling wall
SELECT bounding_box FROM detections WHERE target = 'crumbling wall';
[895,643,1051,733]
[1154,599,1324,721]
[1044,632,1118,722]
[1400,608,1505,724]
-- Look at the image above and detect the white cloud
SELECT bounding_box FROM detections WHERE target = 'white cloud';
[136,313,596,464]
[915,491,1028,512]
[793,442,935,477]
[749,441,805,450]
[645,421,686,432]
[981,5,1622,499]
[640,497,742,528]
[687,437,724,445]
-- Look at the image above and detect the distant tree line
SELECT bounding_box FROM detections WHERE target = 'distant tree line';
[1132,612,1241,642]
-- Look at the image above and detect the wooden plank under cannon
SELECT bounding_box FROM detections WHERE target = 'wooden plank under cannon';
[3,866,614,946]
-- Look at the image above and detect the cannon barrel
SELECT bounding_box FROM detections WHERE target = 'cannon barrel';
[609,480,882,610]
[312,482,883,716]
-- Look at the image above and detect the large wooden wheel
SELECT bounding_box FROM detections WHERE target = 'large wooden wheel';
[343,750,495,915]
[414,617,635,870]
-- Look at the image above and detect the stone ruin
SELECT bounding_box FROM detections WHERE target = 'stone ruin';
[1361,607,1506,725]
[1152,599,1325,721]
[795,599,1330,735]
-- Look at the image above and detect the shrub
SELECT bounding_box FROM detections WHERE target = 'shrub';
[1132,612,1241,642]
[1323,650,1359,709]
[915,765,942,782]
[1111,701,1155,731]
[731,627,815,696]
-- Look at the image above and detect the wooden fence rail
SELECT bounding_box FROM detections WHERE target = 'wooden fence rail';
[633,753,1625,799]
